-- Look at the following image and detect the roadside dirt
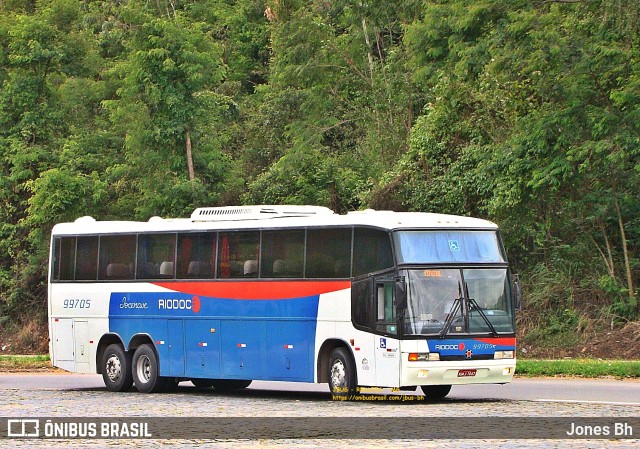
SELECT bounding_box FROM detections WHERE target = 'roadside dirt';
[517,321,640,360]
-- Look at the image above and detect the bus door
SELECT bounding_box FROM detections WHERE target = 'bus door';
[373,279,400,387]
[73,320,90,367]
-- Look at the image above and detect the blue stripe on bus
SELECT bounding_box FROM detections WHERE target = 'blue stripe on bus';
[108,292,320,382]
[427,338,515,356]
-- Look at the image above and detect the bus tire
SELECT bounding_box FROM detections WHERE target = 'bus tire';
[101,344,133,392]
[420,384,452,400]
[328,347,357,398]
[132,344,167,393]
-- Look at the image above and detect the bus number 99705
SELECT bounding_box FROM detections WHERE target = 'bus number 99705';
[63,299,91,309]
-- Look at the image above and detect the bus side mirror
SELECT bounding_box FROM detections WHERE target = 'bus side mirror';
[395,278,407,310]
[513,274,522,310]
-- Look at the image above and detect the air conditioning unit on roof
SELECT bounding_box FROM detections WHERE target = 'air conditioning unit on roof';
[191,205,334,221]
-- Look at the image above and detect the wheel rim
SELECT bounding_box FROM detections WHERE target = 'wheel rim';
[105,354,122,383]
[136,355,151,384]
[330,359,346,389]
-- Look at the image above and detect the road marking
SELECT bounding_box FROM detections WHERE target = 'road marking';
[536,399,640,406]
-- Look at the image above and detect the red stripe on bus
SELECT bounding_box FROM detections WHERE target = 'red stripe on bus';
[151,280,351,300]
[474,337,516,347]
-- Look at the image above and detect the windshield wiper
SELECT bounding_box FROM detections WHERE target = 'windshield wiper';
[465,282,499,337]
[439,282,463,338]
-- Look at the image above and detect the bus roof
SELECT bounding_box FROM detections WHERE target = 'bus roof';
[51,206,498,235]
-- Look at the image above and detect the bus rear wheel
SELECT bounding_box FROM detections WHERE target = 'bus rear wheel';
[328,347,357,398]
[102,344,133,392]
[420,384,452,400]
[132,344,168,393]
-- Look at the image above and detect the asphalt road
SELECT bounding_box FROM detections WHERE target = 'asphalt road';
[1,373,639,405]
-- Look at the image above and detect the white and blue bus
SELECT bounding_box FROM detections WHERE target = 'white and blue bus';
[48,206,519,398]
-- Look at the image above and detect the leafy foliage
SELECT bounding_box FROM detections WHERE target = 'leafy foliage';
[0,0,637,330]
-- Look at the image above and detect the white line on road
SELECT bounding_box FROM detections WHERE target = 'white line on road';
[535,398,640,406]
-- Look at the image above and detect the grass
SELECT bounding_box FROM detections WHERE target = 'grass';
[516,359,640,379]
[0,354,54,372]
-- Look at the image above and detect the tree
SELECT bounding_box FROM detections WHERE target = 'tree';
[104,11,231,218]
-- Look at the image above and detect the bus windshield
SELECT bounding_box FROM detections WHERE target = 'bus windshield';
[393,230,505,264]
[402,268,515,336]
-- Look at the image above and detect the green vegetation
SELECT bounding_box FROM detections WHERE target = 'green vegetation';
[517,359,640,379]
[0,1,638,346]
[0,354,53,372]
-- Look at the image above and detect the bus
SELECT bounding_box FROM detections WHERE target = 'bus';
[48,205,519,398]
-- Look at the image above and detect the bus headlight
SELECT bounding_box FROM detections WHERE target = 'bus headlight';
[494,350,514,359]
[408,353,440,361]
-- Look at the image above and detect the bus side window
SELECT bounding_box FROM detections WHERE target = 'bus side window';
[136,234,176,279]
[99,235,136,280]
[52,238,61,280]
[306,228,351,278]
[260,230,304,278]
[351,278,397,335]
[353,228,393,276]
[75,236,98,280]
[218,232,259,279]
[376,282,397,334]
[55,237,76,281]
[177,232,216,279]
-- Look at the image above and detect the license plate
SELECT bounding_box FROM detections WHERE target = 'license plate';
[457,369,477,377]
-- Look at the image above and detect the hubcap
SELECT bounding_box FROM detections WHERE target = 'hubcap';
[330,359,346,389]
[136,355,151,384]
[105,354,121,383]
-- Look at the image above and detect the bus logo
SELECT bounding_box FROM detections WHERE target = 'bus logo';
[434,342,465,351]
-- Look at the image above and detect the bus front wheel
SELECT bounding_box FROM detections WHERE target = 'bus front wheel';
[420,384,452,400]
[102,344,133,392]
[132,344,167,393]
[328,347,357,397]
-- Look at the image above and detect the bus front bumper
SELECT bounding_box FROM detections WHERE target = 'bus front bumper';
[401,357,516,386]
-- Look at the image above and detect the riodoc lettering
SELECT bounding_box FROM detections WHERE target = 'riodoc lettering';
[158,299,192,310]
[434,344,465,351]
[157,296,201,313]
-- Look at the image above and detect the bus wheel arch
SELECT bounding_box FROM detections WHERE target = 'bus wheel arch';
[317,339,358,396]
[128,333,155,353]
[317,339,352,383]
[96,334,125,375]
